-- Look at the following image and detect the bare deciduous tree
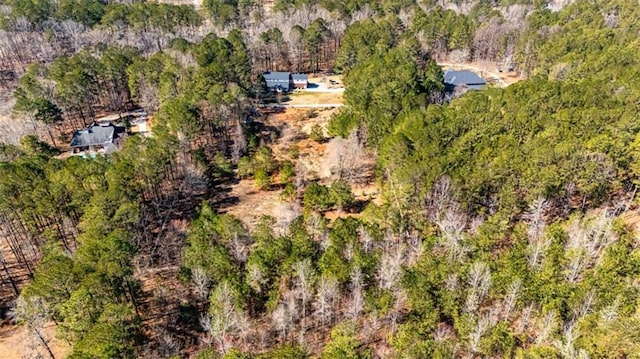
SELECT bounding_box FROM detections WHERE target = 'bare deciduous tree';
[525,197,550,269]
[449,49,470,64]
[436,203,469,262]
[472,9,524,64]
[272,302,289,340]
[516,303,535,334]
[272,290,298,341]
[553,321,588,359]
[247,263,267,293]
[320,130,367,183]
[349,265,364,319]
[465,261,491,313]
[136,80,160,113]
[181,155,208,194]
[293,259,316,320]
[349,5,374,24]
[469,313,490,353]
[229,232,252,264]
[573,289,596,320]
[564,210,615,283]
[389,289,407,335]
[604,11,618,28]
[294,159,307,195]
[360,226,375,254]
[314,274,339,326]
[377,242,405,291]
[600,297,620,324]
[157,328,182,358]
[445,273,459,291]
[204,282,250,353]
[231,120,247,164]
[535,310,558,345]
[274,202,302,235]
[192,266,211,301]
[502,279,521,321]
[305,212,324,239]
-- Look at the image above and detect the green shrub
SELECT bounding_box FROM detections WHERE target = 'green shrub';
[287,146,300,159]
[280,161,295,183]
[310,124,325,142]
[328,110,358,138]
[330,180,355,210]
[282,182,296,201]
[254,169,271,190]
[255,146,278,172]
[303,182,333,212]
[237,156,254,178]
[257,345,309,359]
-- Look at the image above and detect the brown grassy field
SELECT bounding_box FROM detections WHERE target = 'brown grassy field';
[285,91,344,106]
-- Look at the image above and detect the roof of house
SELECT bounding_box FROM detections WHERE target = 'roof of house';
[70,123,121,148]
[263,71,292,90]
[263,72,291,83]
[444,70,486,89]
[292,73,308,82]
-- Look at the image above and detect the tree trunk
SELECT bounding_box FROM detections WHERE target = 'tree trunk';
[34,327,56,359]
[0,252,19,296]
[47,128,57,147]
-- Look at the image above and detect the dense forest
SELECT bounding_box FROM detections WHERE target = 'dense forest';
[1,0,640,358]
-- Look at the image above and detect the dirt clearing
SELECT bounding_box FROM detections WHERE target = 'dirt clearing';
[308,74,343,88]
[0,322,70,359]
[268,108,338,179]
[218,108,338,230]
[220,107,380,229]
[219,179,284,231]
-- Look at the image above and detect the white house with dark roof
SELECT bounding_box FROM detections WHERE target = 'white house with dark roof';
[292,73,308,89]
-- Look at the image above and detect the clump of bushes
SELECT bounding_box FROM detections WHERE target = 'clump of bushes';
[303,180,355,212]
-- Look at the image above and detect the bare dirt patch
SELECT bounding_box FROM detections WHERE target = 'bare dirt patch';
[215,108,331,230]
[219,179,284,231]
[269,107,338,180]
[0,322,70,359]
[220,106,380,228]
[620,205,640,232]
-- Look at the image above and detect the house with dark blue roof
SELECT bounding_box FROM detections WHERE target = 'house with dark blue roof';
[263,71,294,92]
[444,70,487,91]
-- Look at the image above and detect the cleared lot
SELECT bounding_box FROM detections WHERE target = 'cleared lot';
[285,91,344,106]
